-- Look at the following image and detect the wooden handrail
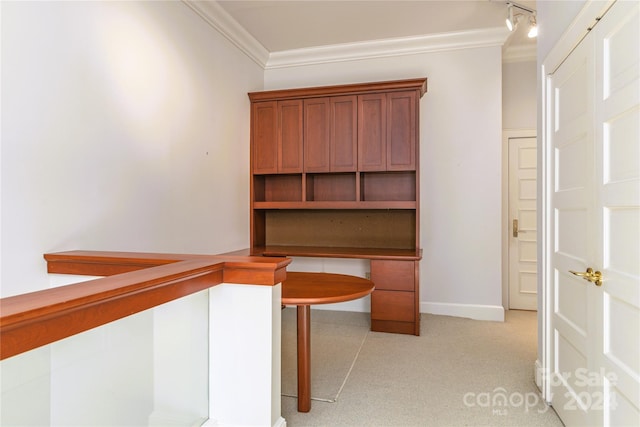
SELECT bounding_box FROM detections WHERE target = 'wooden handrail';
[0,251,291,360]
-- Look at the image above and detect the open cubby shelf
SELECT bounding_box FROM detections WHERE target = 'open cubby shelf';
[253,171,416,204]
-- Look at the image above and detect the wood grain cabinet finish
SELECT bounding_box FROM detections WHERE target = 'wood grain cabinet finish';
[251,100,303,174]
[251,101,278,174]
[370,259,419,335]
[303,98,330,172]
[248,78,426,335]
[358,91,416,171]
[358,93,387,171]
[304,96,357,172]
[277,100,304,173]
[387,91,416,171]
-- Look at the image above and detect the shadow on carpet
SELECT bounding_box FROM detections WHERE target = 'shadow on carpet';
[281,308,370,403]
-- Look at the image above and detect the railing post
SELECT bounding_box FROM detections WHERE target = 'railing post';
[205,282,284,427]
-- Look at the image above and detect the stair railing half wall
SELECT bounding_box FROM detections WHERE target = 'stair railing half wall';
[0,250,291,427]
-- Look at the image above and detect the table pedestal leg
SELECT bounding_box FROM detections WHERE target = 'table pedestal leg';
[296,304,311,412]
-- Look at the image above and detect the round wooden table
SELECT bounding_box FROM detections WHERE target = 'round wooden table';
[281,272,375,412]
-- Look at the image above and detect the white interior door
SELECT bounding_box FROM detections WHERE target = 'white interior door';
[547,1,640,426]
[508,136,537,310]
[593,2,640,424]
[548,23,596,426]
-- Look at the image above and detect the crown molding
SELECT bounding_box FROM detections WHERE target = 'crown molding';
[183,1,513,70]
[265,27,511,69]
[502,43,537,63]
[182,0,270,68]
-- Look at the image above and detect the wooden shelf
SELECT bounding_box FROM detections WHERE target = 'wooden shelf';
[253,201,417,209]
[252,245,422,261]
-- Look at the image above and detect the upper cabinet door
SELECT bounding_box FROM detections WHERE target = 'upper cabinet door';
[358,93,387,171]
[278,100,304,173]
[304,98,331,172]
[387,91,416,171]
[252,101,278,174]
[330,95,357,172]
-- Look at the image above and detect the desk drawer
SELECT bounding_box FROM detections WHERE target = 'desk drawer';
[370,260,415,291]
[371,290,415,322]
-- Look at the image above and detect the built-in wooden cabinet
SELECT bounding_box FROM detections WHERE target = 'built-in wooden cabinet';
[249,78,427,335]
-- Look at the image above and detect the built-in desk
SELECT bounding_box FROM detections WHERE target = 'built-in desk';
[227,246,422,336]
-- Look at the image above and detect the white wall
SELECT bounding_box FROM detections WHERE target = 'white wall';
[502,60,537,130]
[265,45,505,320]
[0,0,263,298]
[537,0,589,63]
[1,1,263,425]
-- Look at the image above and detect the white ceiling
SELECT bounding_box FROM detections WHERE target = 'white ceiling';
[216,0,537,55]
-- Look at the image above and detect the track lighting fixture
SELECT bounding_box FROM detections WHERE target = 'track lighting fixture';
[505,1,537,38]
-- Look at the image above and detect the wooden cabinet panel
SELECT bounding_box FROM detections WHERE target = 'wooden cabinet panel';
[278,100,303,173]
[304,96,357,173]
[371,319,418,335]
[252,101,278,174]
[358,94,387,171]
[358,91,416,171]
[371,290,414,322]
[330,96,357,171]
[304,98,330,172]
[371,260,415,291]
[387,91,416,170]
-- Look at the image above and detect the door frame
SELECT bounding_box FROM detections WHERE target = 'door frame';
[502,128,536,311]
[537,0,616,402]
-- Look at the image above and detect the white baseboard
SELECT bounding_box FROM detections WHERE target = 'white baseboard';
[421,302,505,322]
[201,416,285,427]
[148,412,206,427]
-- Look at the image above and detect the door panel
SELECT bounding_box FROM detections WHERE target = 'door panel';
[303,98,330,172]
[330,95,357,171]
[358,94,386,171]
[278,100,303,173]
[252,101,278,174]
[549,16,595,426]
[387,91,416,170]
[548,1,640,425]
[508,136,538,310]
[594,2,640,423]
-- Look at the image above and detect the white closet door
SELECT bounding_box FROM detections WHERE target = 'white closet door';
[549,24,596,426]
[548,0,639,425]
[593,2,639,424]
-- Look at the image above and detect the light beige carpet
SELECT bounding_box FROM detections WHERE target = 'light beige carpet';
[281,307,370,402]
[281,309,565,427]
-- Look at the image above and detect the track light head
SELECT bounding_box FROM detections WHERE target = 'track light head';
[506,4,516,31]
[527,14,538,38]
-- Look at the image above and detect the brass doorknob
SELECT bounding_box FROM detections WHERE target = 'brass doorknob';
[569,267,603,286]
